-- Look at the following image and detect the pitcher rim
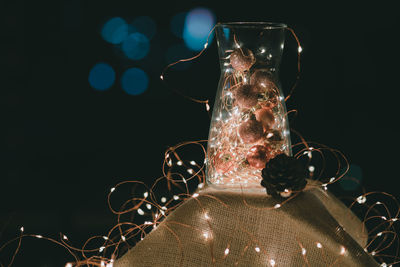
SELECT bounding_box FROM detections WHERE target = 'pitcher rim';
[216,22,287,29]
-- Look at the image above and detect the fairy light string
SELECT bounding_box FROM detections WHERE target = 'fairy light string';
[1,25,399,267]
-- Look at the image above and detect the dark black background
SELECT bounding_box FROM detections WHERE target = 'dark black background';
[1,1,399,266]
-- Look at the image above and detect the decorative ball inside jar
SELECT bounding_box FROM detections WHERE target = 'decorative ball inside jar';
[238,119,264,144]
[230,48,255,72]
[255,107,275,131]
[246,145,271,169]
[250,69,275,93]
[234,84,259,109]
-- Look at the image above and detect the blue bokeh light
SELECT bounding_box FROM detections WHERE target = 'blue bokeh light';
[170,12,187,38]
[121,68,149,95]
[339,164,363,191]
[88,63,115,91]
[101,17,128,44]
[131,16,157,40]
[183,8,215,51]
[121,33,150,60]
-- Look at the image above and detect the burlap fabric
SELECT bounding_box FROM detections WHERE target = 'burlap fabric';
[115,182,378,266]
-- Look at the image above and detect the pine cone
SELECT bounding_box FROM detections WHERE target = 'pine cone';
[261,153,307,198]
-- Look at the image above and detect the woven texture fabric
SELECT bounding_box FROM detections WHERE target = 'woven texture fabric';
[115,182,379,266]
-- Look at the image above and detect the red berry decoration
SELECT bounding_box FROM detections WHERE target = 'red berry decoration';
[250,69,275,93]
[255,108,275,131]
[230,48,255,72]
[234,84,259,109]
[246,145,271,169]
[238,119,264,144]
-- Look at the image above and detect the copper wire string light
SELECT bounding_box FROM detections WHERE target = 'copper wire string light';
[1,25,399,267]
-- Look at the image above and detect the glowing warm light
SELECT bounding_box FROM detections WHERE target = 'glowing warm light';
[103,236,108,240]
[197,183,204,189]
[138,208,145,215]
[356,195,366,204]
[65,263,73,267]
[161,197,167,203]
[36,235,43,239]
[110,187,115,193]
[274,204,281,209]
[377,232,383,237]
[206,103,210,111]
[203,232,210,240]
[192,193,199,198]
[308,165,315,172]
[177,161,183,166]
[121,235,126,241]
[340,246,346,255]
[20,226,24,232]
[204,213,210,220]
[173,195,179,200]
[298,46,303,53]
[255,247,260,252]
[63,235,68,240]
[301,248,306,255]
[224,248,230,255]
[269,259,276,266]
[146,204,152,210]
[99,246,105,252]
[371,251,376,256]
[143,192,149,198]
[316,242,322,248]
[187,168,194,174]
[190,160,196,165]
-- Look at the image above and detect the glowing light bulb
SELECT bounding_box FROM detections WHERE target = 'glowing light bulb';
[190,160,196,165]
[173,195,179,200]
[65,263,73,267]
[63,235,68,240]
[255,247,260,253]
[357,195,366,204]
[298,46,303,53]
[221,247,228,256]
[161,197,167,203]
[177,161,183,166]
[204,213,210,220]
[121,235,126,241]
[138,208,145,215]
[36,235,43,239]
[302,248,306,255]
[20,226,24,232]
[192,193,199,198]
[143,192,149,198]
[340,246,346,255]
[308,165,315,172]
[110,187,115,192]
[316,242,322,248]
[187,168,194,174]
[198,183,204,189]
[274,204,281,209]
[269,259,276,266]
[146,204,152,210]
[99,246,105,252]
[103,236,108,240]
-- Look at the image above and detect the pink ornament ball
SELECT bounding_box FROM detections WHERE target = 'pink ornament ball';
[255,108,275,130]
[238,119,264,144]
[246,145,271,169]
[234,84,259,109]
[250,69,275,93]
[230,48,255,72]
